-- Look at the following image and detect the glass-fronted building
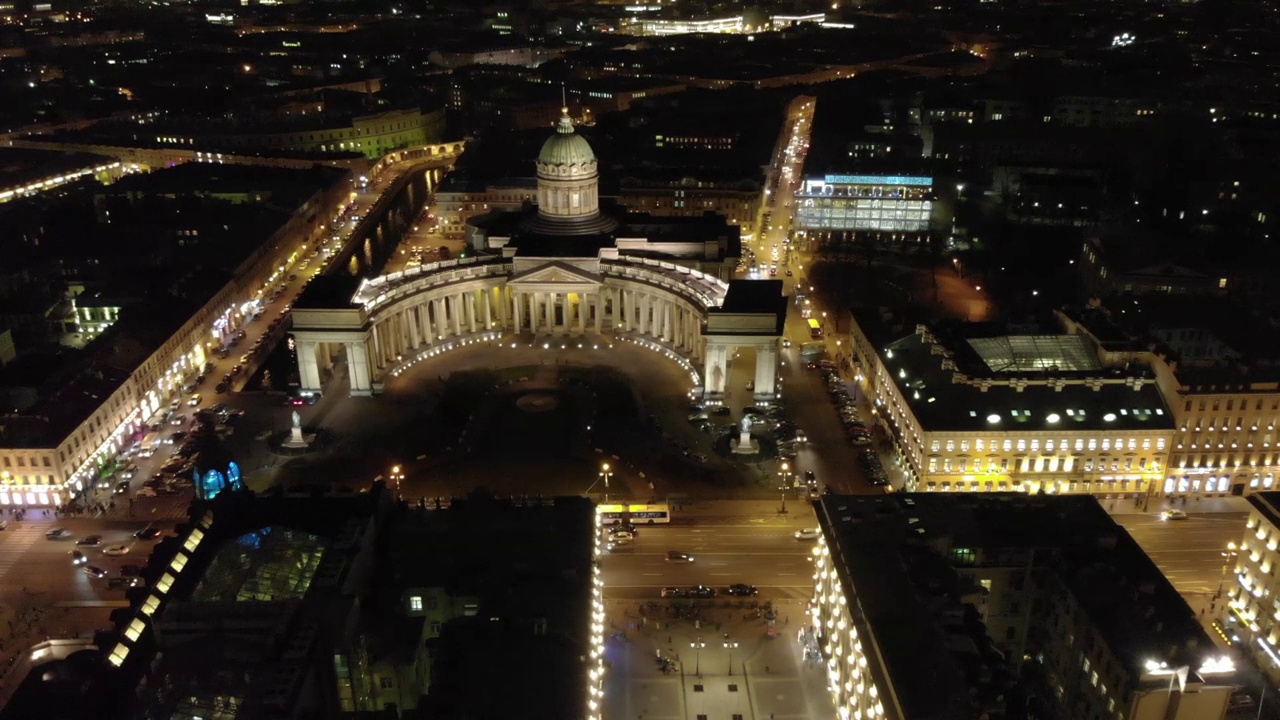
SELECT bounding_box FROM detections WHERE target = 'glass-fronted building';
[794,174,934,234]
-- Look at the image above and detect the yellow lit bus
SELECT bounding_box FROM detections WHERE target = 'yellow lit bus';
[598,503,671,525]
[807,318,823,339]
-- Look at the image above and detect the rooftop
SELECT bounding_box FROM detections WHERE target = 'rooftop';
[817,493,1224,718]
[855,311,1174,433]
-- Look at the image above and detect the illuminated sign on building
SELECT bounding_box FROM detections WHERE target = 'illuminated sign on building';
[823,175,933,187]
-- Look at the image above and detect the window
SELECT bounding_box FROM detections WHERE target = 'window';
[409,596,423,611]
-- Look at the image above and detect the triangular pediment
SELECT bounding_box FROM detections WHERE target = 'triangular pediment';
[508,261,603,286]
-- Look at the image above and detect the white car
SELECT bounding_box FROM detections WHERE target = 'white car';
[794,528,821,540]
[135,487,157,498]
[103,545,130,556]
[1162,509,1189,521]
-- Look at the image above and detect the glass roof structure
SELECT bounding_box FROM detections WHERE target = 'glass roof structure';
[191,527,327,603]
[966,335,1101,374]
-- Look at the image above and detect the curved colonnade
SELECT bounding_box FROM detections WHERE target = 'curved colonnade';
[294,256,735,396]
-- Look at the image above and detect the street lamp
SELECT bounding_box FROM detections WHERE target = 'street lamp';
[599,463,612,503]
[779,462,791,514]
[1219,542,1239,597]
[723,635,740,676]
[390,465,405,499]
[691,637,706,676]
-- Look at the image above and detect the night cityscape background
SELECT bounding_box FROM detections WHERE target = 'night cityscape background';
[0,0,1276,717]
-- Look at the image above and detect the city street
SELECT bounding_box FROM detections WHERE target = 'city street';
[1113,504,1248,629]
[600,505,819,602]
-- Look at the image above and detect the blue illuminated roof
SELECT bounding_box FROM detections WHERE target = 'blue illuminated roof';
[823,174,933,187]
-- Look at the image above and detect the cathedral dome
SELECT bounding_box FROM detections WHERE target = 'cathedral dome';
[537,112,597,173]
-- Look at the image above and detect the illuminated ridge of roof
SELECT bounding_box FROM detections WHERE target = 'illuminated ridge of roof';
[966,335,1101,373]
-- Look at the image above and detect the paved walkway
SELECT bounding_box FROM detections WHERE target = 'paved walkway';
[602,599,834,720]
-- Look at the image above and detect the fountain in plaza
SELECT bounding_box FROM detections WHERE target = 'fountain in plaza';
[282,411,313,449]
[730,414,760,455]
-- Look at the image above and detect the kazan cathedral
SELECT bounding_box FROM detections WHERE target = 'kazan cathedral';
[291,109,786,402]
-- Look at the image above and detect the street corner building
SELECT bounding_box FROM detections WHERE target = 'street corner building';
[808,493,1238,720]
[1219,492,1280,685]
[0,486,602,720]
[289,108,788,405]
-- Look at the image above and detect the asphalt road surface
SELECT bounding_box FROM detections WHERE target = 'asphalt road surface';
[1115,511,1247,600]
[601,513,818,603]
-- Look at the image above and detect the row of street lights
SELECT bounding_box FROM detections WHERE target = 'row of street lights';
[689,634,739,677]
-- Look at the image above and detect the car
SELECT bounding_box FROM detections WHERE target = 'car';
[745,380,755,391]
[710,406,731,416]
[103,545,130,556]
[134,527,162,540]
[665,551,695,563]
[170,415,186,427]
[119,564,145,577]
[83,565,108,579]
[135,487,157,498]
[76,535,102,546]
[108,577,141,590]
[804,470,817,485]
[114,481,131,495]
[688,585,717,599]
[794,528,821,540]
[187,394,202,407]
[230,364,243,375]
[1162,509,1189,521]
[70,550,88,566]
[725,584,758,596]
[782,338,793,348]
[661,587,689,599]
[215,381,230,394]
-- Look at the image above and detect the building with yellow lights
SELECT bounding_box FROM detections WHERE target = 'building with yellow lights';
[849,310,1175,495]
[811,493,1238,720]
[1219,492,1280,682]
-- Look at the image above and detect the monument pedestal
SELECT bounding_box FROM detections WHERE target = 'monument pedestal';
[730,430,760,455]
[283,426,312,449]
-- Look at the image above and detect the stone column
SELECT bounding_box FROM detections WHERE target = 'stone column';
[703,342,729,395]
[466,292,478,334]
[408,308,421,349]
[432,298,446,339]
[513,291,523,331]
[346,341,373,396]
[594,293,603,332]
[754,343,779,400]
[298,340,322,392]
[612,288,621,330]
[450,295,462,336]
[577,293,586,333]
[483,289,493,330]
[662,302,673,343]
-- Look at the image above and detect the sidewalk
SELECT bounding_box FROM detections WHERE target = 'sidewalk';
[1104,495,1250,516]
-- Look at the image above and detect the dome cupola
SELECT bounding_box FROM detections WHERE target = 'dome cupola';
[522,108,618,236]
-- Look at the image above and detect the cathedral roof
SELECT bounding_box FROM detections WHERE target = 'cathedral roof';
[537,110,596,169]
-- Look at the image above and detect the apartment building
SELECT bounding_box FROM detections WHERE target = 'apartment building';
[812,493,1237,720]
[1221,492,1280,684]
[849,309,1174,496]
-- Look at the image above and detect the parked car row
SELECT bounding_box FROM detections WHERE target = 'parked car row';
[818,366,873,448]
[859,448,889,488]
[660,584,758,599]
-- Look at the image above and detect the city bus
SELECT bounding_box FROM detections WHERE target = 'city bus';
[807,318,823,339]
[598,503,671,525]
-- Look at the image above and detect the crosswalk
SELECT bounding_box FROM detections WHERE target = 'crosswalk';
[0,524,44,577]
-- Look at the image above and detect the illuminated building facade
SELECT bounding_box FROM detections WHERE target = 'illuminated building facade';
[1221,492,1280,682]
[812,493,1238,720]
[794,174,935,236]
[849,311,1174,495]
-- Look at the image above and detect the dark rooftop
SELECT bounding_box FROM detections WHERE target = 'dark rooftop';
[816,493,1221,718]
[855,310,1174,433]
[292,275,362,311]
